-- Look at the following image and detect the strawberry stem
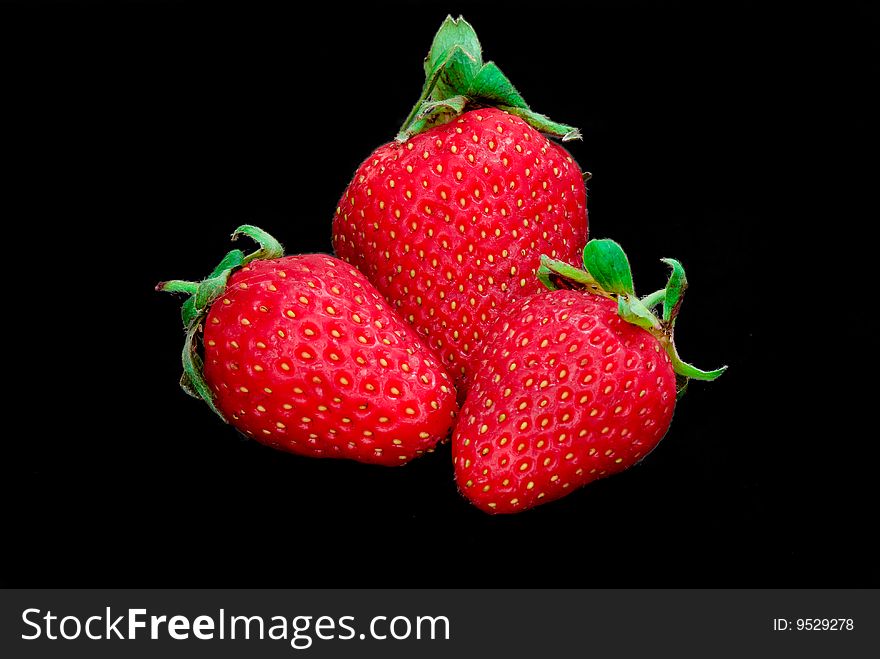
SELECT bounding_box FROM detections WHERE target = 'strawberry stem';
[537,239,727,389]
[157,225,286,421]
[396,15,580,141]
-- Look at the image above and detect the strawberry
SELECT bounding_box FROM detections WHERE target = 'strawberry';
[332,16,588,394]
[453,240,726,513]
[157,225,458,466]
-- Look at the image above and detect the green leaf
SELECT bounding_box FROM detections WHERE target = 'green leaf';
[537,255,601,292]
[671,357,727,381]
[181,322,227,421]
[675,375,690,400]
[536,264,557,291]
[417,96,468,117]
[666,340,727,381]
[156,279,198,294]
[179,369,201,400]
[434,47,481,101]
[404,96,470,138]
[498,105,581,141]
[425,15,483,93]
[582,239,635,296]
[194,273,230,312]
[208,249,245,278]
[181,296,199,328]
[661,258,687,323]
[618,295,661,330]
[233,225,284,262]
[468,62,527,109]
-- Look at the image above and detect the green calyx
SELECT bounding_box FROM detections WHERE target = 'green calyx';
[155,225,285,421]
[538,239,727,394]
[397,15,580,142]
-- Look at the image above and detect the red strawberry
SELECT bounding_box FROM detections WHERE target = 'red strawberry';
[332,16,588,394]
[157,225,457,466]
[453,240,726,513]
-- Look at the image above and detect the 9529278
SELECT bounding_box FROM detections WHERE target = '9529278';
[773,618,855,631]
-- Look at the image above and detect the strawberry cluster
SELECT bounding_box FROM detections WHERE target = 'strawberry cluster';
[158,17,724,514]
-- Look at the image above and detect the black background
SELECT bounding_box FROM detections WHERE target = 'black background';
[3,1,877,587]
